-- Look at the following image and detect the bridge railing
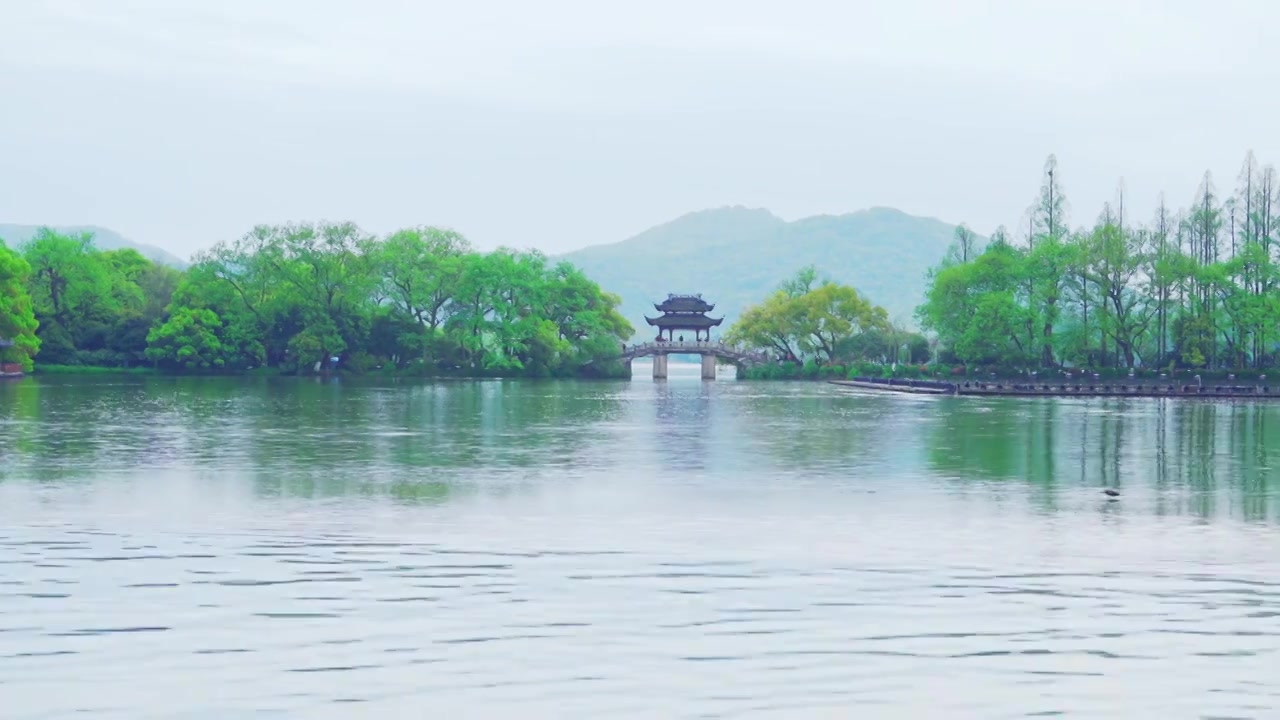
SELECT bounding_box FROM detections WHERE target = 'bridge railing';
[620,341,769,362]
[625,340,731,352]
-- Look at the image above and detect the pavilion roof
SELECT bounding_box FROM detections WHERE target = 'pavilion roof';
[644,314,723,329]
[653,294,714,313]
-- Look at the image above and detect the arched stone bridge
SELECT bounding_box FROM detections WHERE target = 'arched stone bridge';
[618,341,769,380]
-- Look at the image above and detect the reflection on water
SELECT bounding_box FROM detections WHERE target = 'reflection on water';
[919,394,1280,523]
[3,374,1280,718]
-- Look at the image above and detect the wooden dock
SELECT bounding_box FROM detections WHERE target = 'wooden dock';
[830,377,1280,400]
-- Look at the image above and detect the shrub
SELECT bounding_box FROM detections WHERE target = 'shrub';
[818,364,846,379]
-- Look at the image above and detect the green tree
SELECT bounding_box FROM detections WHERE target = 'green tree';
[21,229,119,363]
[918,240,1033,366]
[1026,233,1073,366]
[918,152,1280,373]
[158,222,629,377]
[1085,220,1154,368]
[376,226,470,356]
[541,261,632,372]
[727,269,891,364]
[790,282,890,362]
[145,307,232,370]
[16,229,171,366]
[0,240,40,371]
[724,290,802,360]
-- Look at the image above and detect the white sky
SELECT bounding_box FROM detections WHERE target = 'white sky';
[2,0,1278,257]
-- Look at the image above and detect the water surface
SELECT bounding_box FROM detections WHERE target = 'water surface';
[3,368,1280,718]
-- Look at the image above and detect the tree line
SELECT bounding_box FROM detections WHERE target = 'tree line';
[918,152,1280,372]
[724,266,930,378]
[0,223,633,376]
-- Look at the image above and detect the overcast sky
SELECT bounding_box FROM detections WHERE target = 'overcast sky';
[3,0,1278,259]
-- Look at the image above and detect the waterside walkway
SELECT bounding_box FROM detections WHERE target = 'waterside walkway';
[831,376,1280,399]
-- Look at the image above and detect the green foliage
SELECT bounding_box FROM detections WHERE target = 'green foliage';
[727,267,922,376]
[7,223,630,378]
[18,228,178,368]
[164,223,630,377]
[918,152,1280,371]
[0,239,41,371]
[375,226,469,336]
[145,307,232,370]
[31,364,156,376]
[738,362,802,380]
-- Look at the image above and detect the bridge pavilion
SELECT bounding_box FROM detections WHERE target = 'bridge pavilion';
[645,294,723,342]
[634,294,725,379]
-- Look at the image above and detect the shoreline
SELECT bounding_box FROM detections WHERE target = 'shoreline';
[830,377,1280,400]
[19,365,630,382]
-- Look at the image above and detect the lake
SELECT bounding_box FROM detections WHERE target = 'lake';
[3,365,1280,718]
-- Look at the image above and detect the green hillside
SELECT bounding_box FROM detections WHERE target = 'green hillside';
[0,224,188,268]
[560,206,964,337]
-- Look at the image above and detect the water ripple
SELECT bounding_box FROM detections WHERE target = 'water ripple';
[5,378,1280,717]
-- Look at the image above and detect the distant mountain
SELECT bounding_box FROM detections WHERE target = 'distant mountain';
[560,206,964,336]
[0,224,188,268]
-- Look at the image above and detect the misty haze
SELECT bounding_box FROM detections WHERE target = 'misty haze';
[5,2,1280,718]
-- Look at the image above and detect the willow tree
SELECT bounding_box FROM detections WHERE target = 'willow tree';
[376,226,471,346]
[0,240,40,370]
[727,267,891,364]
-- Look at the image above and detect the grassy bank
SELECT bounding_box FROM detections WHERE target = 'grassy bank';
[32,364,159,376]
[28,363,629,381]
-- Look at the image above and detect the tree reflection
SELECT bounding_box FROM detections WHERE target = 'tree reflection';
[6,377,1280,522]
[923,396,1280,523]
[0,376,623,503]
[241,378,625,499]
[1162,401,1280,523]
[925,399,1060,483]
[0,378,42,481]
